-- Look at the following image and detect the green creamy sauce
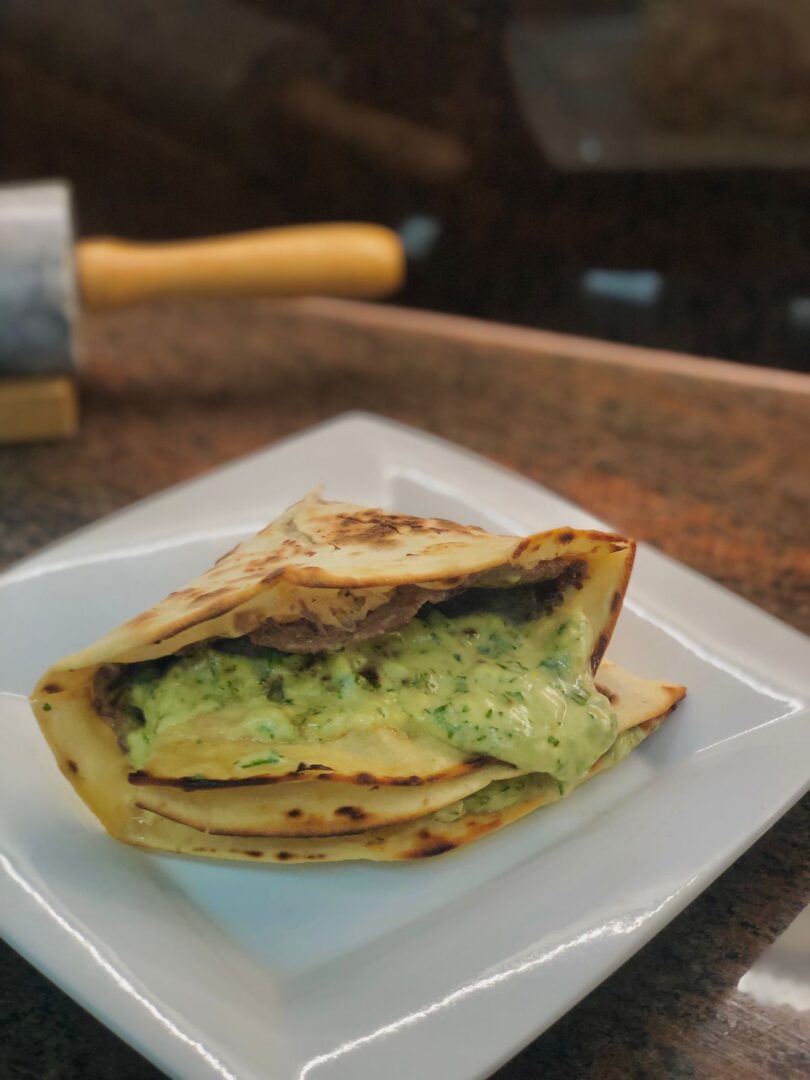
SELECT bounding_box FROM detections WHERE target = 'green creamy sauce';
[123,606,617,783]
[436,725,647,823]
[434,776,541,822]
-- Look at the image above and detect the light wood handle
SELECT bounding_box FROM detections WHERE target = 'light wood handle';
[0,376,78,443]
[76,223,405,309]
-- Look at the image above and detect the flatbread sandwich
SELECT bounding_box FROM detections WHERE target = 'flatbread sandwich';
[32,493,684,862]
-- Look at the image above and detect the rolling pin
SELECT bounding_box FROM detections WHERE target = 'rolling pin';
[0,180,405,376]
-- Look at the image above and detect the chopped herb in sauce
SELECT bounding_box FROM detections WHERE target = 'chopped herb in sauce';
[120,603,616,784]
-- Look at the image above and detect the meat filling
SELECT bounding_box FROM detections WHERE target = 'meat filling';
[92,560,586,748]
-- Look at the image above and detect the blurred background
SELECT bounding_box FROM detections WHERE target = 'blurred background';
[3,0,810,371]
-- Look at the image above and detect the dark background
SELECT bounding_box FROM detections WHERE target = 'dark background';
[2,0,810,369]
[2,5,810,1078]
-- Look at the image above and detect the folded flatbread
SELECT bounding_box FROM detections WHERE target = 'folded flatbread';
[32,493,684,862]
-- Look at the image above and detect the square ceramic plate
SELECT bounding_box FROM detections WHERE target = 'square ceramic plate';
[1,413,808,1080]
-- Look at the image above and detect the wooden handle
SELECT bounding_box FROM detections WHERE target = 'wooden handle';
[76,223,405,309]
[0,377,78,444]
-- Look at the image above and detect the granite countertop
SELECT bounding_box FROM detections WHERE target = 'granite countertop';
[1,299,808,1078]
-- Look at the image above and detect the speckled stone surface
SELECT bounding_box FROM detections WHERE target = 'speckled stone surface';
[1,300,808,1079]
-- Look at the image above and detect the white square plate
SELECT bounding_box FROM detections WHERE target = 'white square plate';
[1,412,808,1080]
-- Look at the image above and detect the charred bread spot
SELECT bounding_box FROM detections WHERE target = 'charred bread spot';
[292,761,333,774]
[417,828,431,840]
[276,851,293,861]
[129,761,487,790]
[512,538,531,558]
[596,683,618,704]
[334,806,367,821]
[42,682,62,694]
[244,850,263,858]
[130,772,270,791]
[592,632,610,670]
[610,590,622,613]
[66,759,79,774]
[557,530,575,545]
[334,514,401,545]
[178,776,261,791]
[286,808,303,819]
[305,853,326,860]
[413,841,456,859]
[322,509,485,546]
